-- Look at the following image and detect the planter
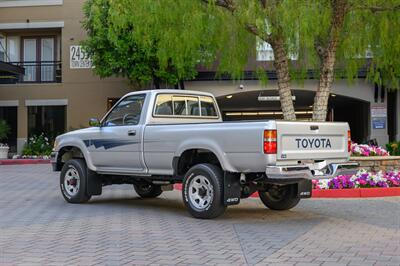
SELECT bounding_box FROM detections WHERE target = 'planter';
[0,146,9,159]
[312,187,400,198]
[350,156,400,172]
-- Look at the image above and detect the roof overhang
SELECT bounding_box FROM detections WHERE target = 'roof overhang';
[0,21,64,30]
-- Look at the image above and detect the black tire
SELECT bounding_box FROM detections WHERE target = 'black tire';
[258,184,300,210]
[60,159,91,203]
[134,183,162,198]
[182,163,226,219]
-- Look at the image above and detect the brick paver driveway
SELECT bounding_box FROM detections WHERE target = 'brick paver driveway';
[0,165,399,266]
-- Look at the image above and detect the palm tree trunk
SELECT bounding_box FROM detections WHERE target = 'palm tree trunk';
[313,0,347,121]
[270,37,296,121]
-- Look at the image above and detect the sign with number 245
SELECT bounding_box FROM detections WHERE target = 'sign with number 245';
[70,45,93,69]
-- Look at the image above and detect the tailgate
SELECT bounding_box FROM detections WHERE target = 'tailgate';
[276,121,349,161]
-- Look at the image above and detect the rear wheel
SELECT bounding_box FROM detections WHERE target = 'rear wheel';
[258,184,300,210]
[134,183,162,198]
[60,159,91,203]
[182,163,226,219]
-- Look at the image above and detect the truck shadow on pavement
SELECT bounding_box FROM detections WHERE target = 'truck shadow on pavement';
[86,192,318,222]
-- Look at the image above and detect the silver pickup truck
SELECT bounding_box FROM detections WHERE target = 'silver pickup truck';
[52,89,358,219]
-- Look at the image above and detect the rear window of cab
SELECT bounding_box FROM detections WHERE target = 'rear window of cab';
[154,94,218,118]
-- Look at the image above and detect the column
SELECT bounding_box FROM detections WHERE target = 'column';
[17,104,27,154]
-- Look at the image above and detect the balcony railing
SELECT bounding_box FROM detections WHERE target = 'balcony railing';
[8,61,62,83]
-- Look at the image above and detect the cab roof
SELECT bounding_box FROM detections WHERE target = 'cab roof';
[125,89,216,98]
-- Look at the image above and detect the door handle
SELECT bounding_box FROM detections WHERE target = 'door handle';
[127,130,136,136]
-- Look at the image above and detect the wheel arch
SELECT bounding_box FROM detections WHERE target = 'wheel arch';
[56,143,95,171]
[173,146,235,177]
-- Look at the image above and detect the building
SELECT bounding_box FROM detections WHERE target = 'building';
[0,0,133,153]
[0,0,399,154]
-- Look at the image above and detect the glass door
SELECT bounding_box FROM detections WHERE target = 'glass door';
[41,38,55,81]
[7,37,20,63]
[23,38,37,81]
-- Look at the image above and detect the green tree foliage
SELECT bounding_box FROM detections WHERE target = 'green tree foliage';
[82,0,197,88]
[83,0,400,120]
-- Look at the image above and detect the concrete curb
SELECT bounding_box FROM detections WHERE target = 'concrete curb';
[0,159,51,165]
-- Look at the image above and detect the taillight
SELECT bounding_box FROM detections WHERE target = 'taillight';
[264,130,277,154]
[348,130,351,152]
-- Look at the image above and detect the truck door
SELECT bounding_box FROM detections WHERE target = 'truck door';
[88,94,146,172]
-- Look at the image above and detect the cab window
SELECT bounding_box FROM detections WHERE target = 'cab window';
[172,96,187,116]
[154,95,173,116]
[103,94,145,126]
[199,96,218,117]
[154,94,218,118]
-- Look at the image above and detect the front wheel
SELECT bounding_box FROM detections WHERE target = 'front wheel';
[258,184,300,210]
[182,163,226,219]
[133,183,162,198]
[60,159,91,203]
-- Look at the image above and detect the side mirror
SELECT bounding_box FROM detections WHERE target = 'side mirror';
[89,118,100,127]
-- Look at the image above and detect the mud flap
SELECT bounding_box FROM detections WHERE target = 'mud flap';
[223,172,241,205]
[86,169,102,196]
[297,179,312,198]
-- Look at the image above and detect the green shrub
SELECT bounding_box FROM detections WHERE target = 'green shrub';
[0,120,10,142]
[22,133,52,156]
[386,141,400,156]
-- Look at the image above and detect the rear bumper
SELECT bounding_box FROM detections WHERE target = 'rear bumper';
[265,162,359,180]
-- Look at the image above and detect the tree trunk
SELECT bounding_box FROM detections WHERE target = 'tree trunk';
[153,75,161,90]
[270,36,296,121]
[312,0,347,121]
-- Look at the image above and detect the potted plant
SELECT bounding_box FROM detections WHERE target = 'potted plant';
[0,120,10,159]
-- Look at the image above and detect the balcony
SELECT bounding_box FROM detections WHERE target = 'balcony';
[1,61,62,84]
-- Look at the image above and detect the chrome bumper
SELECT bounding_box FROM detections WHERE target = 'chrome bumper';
[265,162,359,180]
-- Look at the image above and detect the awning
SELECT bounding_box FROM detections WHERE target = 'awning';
[0,61,24,84]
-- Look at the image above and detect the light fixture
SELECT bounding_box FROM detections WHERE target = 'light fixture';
[309,105,313,108]
[225,111,313,116]
[331,94,337,97]
[226,95,233,99]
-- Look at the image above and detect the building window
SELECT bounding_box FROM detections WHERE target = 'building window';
[256,39,274,61]
[256,37,298,61]
[7,36,19,62]
[23,38,37,81]
[107,98,120,111]
[22,36,56,82]
[28,105,66,141]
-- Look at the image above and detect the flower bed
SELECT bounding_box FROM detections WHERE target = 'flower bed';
[351,142,389,157]
[313,169,400,190]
